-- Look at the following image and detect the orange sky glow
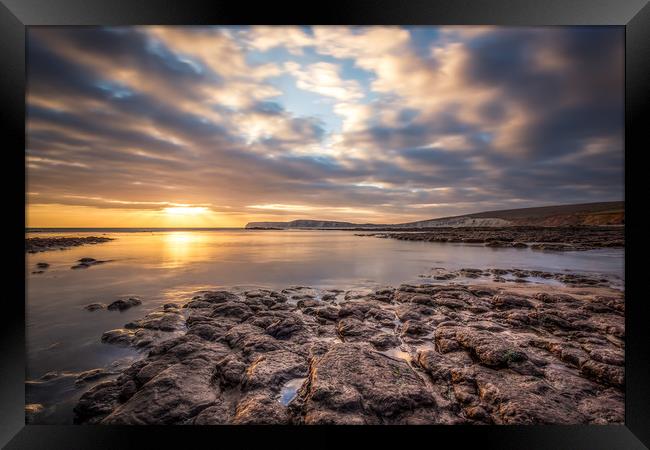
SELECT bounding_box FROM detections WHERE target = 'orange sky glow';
[26,26,623,227]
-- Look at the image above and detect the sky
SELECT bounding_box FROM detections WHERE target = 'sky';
[26,26,624,228]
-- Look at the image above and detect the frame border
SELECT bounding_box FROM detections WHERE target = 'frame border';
[2,0,648,448]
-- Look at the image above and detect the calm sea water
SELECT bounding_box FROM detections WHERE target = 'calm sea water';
[25,229,624,423]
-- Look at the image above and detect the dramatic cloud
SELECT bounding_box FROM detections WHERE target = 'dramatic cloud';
[26,26,623,227]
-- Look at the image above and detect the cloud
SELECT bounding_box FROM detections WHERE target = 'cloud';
[26,26,623,226]
[285,61,364,101]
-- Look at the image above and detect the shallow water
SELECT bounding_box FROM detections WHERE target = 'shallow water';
[278,378,307,406]
[25,229,624,423]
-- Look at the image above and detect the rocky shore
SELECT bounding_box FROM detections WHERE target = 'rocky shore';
[73,271,624,425]
[26,236,114,253]
[359,226,623,251]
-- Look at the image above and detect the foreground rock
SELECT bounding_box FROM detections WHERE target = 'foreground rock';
[295,343,436,424]
[424,267,618,288]
[75,281,624,425]
[26,236,114,253]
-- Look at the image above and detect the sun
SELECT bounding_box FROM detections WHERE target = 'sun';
[163,206,209,216]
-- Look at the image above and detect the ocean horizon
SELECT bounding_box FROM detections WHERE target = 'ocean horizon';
[26,227,246,232]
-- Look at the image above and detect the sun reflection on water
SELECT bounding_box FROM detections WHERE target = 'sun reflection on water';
[161,232,209,269]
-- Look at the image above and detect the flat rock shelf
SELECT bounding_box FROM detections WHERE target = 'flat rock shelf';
[71,276,624,425]
[26,236,114,253]
[360,226,624,251]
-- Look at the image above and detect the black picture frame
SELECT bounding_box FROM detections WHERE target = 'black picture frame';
[2,0,648,448]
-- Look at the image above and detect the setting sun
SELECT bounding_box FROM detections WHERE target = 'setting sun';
[163,206,209,216]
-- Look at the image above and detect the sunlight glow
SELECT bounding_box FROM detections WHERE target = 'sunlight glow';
[163,206,209,216]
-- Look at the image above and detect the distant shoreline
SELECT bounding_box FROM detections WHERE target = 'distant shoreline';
[26,224,624,233]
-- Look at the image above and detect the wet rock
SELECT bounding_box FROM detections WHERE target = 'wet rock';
[455,328,527,368]
[242,333,285,356]
[118,380,138,403]
[586,347,624,366]
[201,290,240,304]
[396,304,434,321]
[84,303,106,311]
[213,353,248,388]
[101,328,157,348]
[534,292,576,303]
[265,315,306,339]
[71,257,110,269]
[107,297,142,311]
[74,380,122,424]
[297,343,436,424]
[528,311,574,330]
[459,268,483,278]
[233,392,290,424]
[314,306,340,322]
[371,288,395,303]
[245,311,287,328]
[369,332,401,350]
[187,322,227,342]
[242,350,308,391]
[211,302,253,321]
[75,279,625,425]
[491,294,534,310]
[533,341,589,368]
[337,301,375,320]
[474,370,588,424]
[192,400,231,425]
[102,370,218,424]
[78,337,230,425]
[184,300,214,309]
[578,388,624,424]
[101,329,137,346]
[75,368,112,385]
[367,308,396,326]
[416,350,455,381]
[374,227,623,252]
[433,273,458,280]
[125,310,184,332]
[409,294,435,306]
[434,327,462,353]
[432,296,467,309]
[336,317,378,341]
[579,360,624,388]
[400,320,430,337]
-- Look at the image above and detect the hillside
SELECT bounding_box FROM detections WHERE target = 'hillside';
[403,201,624,228]
[245,201,624,229]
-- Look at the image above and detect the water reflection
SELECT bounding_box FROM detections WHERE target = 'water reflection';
[161,231,209,269]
